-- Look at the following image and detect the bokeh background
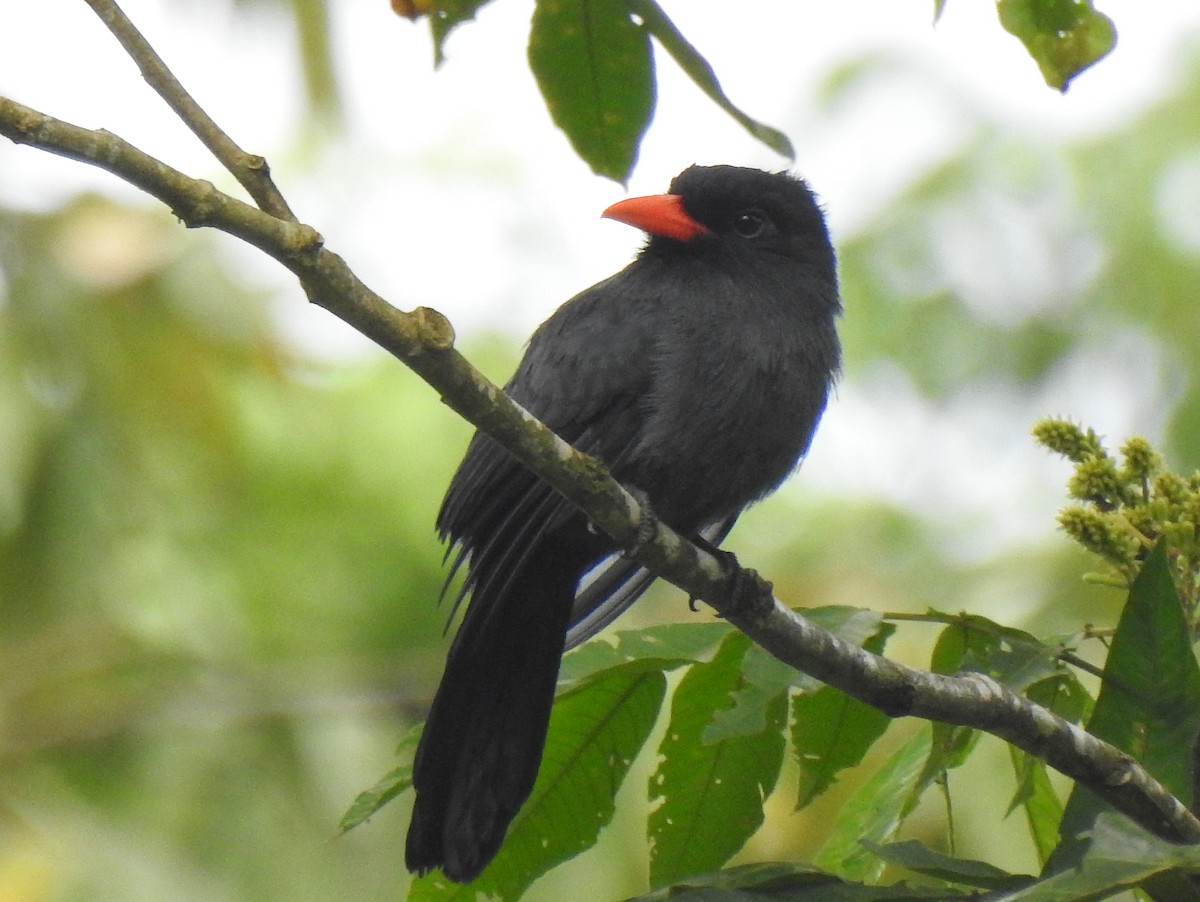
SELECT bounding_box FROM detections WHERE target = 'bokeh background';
[4,1,1200,899]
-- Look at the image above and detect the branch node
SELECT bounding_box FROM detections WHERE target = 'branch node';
[179,179,222,227]
[412,306,456,351]
[282,223,325,258]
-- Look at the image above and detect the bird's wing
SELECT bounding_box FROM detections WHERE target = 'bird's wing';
[563,515,737,650]
[435,270,659,626]
[435,431,576,630]
[504,268,657,440]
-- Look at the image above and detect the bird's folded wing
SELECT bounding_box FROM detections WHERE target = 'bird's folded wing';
[564,515,737,650]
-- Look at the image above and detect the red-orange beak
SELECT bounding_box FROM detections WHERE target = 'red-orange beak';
[602,194,710,242]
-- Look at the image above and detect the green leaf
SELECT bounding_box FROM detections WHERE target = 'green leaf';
[648,631,787,886]
[793,627,894,809]
[927,612,1063,693]
[1050,542,1200,872]
[867,839,1033,890]
[1007,743,1062,869]
[340,765,411,835]
[922,621,986,785]
[804,607,888,653]
[709,608,887,749]
[692,609,885,744]
[814,728,934,883]
[793,687,892,810]
[558,620,731,686]
[339,723,421,833]
[1002,813,1200,901]
[996,0,1117,91]
[703,643,800,742]
[427,0,497,66]
[528,0,654,182]
[921,614,1071,789]
[1006,675,1085,867]
[626,0,794,159]
[626,861,974,901]
[408,662,666,900]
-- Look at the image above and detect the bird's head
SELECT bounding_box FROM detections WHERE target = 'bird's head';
[602,165,835,285]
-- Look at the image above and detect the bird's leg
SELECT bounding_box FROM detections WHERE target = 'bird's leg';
[583,486,658,553]
[726,563,775,618]
[687,530,734,613]
[687,542,775,619]
[619,486,659,557]
[687,532,729,613]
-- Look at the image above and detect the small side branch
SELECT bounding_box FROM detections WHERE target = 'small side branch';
[81,0,296,220]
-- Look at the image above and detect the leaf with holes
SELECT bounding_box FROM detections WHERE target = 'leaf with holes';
[648,631,787,886]
[528,0,654,182]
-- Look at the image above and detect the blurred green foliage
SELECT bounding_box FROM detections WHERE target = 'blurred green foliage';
[0,197,464,900]
[5,12,1200,902]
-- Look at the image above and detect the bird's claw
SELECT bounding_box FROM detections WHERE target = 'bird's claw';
[619,487,658,558]
[689,547,773,619]
[727,563,774,618]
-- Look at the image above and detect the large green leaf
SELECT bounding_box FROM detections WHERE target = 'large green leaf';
[868,839,1033,891]
[408,662,666,900]
[703,642,800,742]
[1049,542,1200,873]
[528,0,654,182]
[926,612,1066,692]
[814,728,933,883]
[918,618,995,791]
[648,631,787,887]
[792,626,894,809]
[1003,813,1200,901]
[1008,744,1063,870]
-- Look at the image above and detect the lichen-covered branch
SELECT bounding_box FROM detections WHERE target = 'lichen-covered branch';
[2,58,1197,853]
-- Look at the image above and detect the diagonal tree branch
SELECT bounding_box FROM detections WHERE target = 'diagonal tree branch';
[3,0,1199,854]
[3,91,1198,850]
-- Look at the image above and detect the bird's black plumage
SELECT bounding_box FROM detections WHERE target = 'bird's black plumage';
[405,165,841,882]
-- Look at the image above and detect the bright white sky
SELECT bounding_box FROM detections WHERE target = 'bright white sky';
[4,0,1200,575]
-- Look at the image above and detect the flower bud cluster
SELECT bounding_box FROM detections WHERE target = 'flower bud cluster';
[1034,419,1199,619]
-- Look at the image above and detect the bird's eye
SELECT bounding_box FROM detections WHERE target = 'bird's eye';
[732,210,768,238]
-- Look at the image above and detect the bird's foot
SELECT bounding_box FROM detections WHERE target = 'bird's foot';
[688,547,774,619]
[728,564,775,618]
[618,487,659,558]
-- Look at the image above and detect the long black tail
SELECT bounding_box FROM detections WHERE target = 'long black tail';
[405,533,601,882]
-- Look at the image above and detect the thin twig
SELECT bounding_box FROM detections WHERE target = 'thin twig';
[883,610,1109,681]
[80,0,297,221]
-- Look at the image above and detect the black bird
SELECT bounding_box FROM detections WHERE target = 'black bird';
[405,165,841,882]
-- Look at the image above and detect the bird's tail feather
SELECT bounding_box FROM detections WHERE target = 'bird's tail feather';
[405,536,596,883]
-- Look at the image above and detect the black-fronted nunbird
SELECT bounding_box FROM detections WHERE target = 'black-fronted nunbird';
[405,165,842,883]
